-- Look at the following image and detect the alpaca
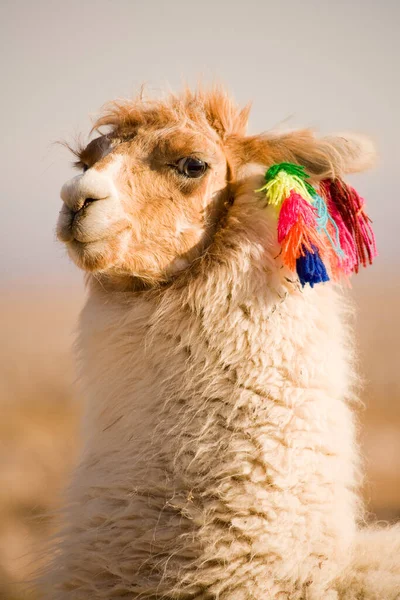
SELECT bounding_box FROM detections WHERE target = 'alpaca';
[46,87,400,599]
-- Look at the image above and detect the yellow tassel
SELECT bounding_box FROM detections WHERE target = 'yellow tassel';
[258,171,314,210]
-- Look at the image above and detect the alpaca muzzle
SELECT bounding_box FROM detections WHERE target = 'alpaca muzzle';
[57,164,128,246]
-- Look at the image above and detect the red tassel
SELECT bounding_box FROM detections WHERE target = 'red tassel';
[320,179,377,273]
[319,181,357,277]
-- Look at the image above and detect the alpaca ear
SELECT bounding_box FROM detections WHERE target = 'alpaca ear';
[226,129,377,179]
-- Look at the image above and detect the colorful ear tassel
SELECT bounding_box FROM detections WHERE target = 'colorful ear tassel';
[258,163,377,287]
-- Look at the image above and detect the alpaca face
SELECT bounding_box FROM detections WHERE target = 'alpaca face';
[57,113,229,284]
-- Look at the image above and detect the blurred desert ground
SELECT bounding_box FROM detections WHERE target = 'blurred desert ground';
[0,275,399,598]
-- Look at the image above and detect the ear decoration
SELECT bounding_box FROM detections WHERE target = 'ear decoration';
[258,163,377,287]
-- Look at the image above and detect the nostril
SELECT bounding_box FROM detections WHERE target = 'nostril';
[82,197,98,210]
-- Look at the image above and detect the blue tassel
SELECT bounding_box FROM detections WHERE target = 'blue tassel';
[312,193,345,259]
[296,245,330,288]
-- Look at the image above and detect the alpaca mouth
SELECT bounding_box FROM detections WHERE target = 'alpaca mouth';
[69,237,109,248]
[57,206,92,243]
[66,227,129,246]
[57,204,130,245]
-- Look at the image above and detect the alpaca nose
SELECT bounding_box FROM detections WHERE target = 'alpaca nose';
[60,170,115,213]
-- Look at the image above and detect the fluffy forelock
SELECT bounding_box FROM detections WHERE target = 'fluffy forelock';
[92,86,251,139]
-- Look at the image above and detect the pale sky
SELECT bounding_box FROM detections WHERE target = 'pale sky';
[1,0,399,284]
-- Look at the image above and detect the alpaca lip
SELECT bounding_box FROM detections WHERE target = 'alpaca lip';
[57,213,84,243]
[57,208,75,242]
[66,224,131,246]
[67,232,110,246]
[69,238,107,247]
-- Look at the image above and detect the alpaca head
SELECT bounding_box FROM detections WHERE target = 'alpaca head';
[57,87,376,288]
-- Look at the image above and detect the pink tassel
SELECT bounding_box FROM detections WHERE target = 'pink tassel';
[277,191,318,242]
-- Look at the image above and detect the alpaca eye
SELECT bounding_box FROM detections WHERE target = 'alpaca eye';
[176,157,208,178]
[82,164,89,173]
